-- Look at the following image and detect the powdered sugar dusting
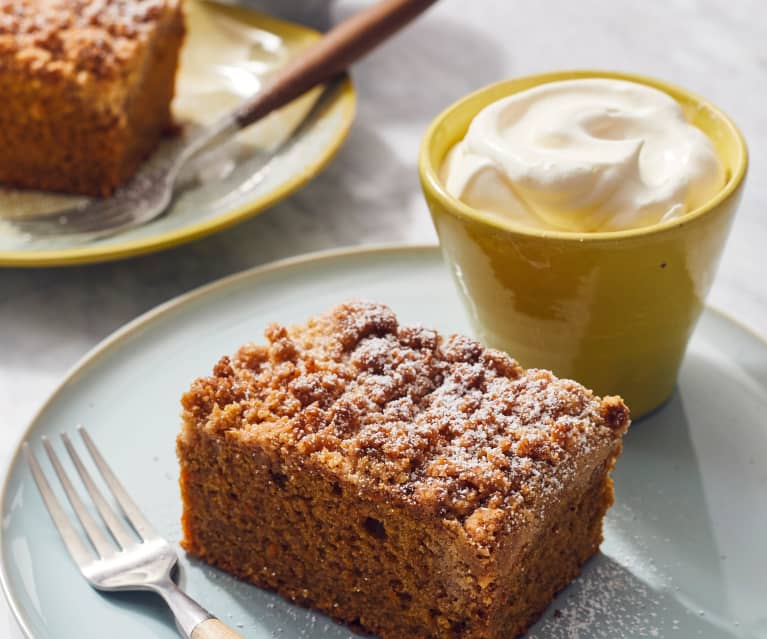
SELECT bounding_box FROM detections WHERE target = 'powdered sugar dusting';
[528,556,667,639]
[182,301,630,528]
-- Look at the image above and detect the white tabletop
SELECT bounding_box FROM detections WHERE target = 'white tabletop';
[2,0,765,635]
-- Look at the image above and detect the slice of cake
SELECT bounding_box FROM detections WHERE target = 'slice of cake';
[177,301,630,639]
[0,0,185,196]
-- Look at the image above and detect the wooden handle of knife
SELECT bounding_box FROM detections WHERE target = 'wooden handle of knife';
[234,0,438,128]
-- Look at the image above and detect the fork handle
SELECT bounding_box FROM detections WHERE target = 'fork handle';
[233,0,438,128]
[191,619,244,639]
[154,578,243,639]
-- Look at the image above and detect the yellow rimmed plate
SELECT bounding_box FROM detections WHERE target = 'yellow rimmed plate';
[0,0,356,267]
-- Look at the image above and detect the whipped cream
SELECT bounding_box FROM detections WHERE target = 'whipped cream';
[441,78,726,232]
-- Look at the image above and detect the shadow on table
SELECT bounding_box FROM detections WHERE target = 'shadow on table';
[338,1,507,125]
[613,390,728,603]
[527,550,738,639]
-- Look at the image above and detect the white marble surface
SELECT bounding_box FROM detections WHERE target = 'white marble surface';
[1,0,765,635]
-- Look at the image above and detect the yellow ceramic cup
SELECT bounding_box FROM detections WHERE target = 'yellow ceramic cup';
[419,70,748,418]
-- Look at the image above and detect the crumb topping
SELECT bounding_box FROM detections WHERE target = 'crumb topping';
[0,0,181,78]
[182,301,630,528]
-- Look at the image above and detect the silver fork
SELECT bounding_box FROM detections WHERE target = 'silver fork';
[23,427,242,639]
[6,0,437,238]
[5,85,332,239]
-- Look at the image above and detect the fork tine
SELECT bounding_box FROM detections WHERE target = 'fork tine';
[42,437,115,558]
[61,433,138,549]
[78,426,157,540]
[23,443,96,568]
[13,215,118,237]
[10,200,129,236]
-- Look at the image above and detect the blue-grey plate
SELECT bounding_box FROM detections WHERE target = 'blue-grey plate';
[2,245,765,638]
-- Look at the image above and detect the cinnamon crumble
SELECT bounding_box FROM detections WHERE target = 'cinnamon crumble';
[178,301,630,639]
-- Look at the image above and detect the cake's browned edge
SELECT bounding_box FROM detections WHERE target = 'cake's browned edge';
[487,436,623,638]
[176,431,625,639]
[176,301,630,639]
[0,0,185,196]
[177,433,495,638]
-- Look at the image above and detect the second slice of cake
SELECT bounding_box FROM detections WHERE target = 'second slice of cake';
[0,0,185,196]
[177,301,630,639]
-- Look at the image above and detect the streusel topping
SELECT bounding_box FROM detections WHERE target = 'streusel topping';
[182,301,630,527]
[0,0,180,77]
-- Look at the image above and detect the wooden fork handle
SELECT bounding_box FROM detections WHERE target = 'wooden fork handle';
[234,0,438,128]
[191,618,244,639]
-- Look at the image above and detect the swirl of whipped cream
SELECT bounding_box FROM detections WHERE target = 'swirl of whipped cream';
[441,79,726,232]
